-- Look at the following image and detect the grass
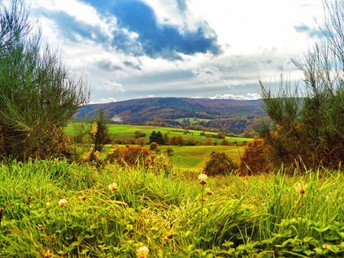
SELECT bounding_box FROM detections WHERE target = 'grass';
[173,117,212,125]
[65,123,251,144]
[0,160,343,257]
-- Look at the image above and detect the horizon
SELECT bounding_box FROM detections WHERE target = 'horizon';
[28,0,324,103]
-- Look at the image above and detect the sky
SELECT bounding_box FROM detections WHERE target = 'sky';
[28,0,326,103]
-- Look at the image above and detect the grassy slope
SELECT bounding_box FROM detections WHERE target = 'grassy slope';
[0,160,343,257]
[65,123,251,143]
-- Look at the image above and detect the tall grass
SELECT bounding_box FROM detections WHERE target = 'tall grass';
[0,160,343,257]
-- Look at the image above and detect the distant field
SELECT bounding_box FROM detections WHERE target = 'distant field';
[173,117,212,124]
[65,123,251,144]
[161,145,243,170]
[66,123,249,170]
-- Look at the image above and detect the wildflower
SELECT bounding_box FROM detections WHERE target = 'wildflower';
[198,173,208,185]
[294,182,307,195]
[79,195,87,201]
[94,151,100,160]
[108,182,119,191]
[322,243,330,249]
[205,187,213,196]
[136,246,149,258]
[44,249,53,258]
[58,199,67,207]
[91,122,98,136]
[201,197,207,202]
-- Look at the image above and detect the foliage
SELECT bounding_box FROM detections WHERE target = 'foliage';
[258,0,344,169]
[134,131,146,139]
[239,138,272,175]
[149,142,158,151]
[203,152,238,176]
[90,111,111,151]
[149,131,165,145]
[105,145,151,167]
[0,1,88,161]
[0,160,343,257]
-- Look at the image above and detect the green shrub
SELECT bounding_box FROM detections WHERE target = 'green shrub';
[0,1,88,161]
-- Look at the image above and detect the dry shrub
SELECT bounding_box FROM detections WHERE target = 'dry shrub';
[238,138,272,175]
[203,152,238,176]
[106,145,151,167]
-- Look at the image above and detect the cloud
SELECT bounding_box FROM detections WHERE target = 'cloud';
[209,93,260,100]
[294,23,324,38]
[111,0,221,59]
[192,66,222,84]
[101,80,125,92]
[123,60,142,71]
[89,97,117,104]
[96,60,123,71]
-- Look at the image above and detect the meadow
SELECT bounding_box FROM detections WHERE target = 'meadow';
[65,123,251,144]
[65,123,248,171]
[0,160,343,257]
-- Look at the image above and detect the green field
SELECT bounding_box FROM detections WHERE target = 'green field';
[1,160,343,257]
[173,117,212,125]
[65,123,251,144]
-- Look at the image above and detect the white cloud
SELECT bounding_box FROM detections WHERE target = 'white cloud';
[89,97,117,104]
[192,66,222,84]
[101,80,125,92]
[209,93,260,100]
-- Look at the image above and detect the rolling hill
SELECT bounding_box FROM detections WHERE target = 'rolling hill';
[74,97,265,133]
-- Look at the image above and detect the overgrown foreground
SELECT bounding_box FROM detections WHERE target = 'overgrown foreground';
[0,161,343,257]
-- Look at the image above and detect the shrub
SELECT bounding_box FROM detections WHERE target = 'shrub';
[105,145,151,167]
[165,147,174,156]
[238,138,272,175]
[134,131,146,139]
[203,152,238,176]
[0,1,88,161]
[89,111,111,151]
[221,139,230,146]
[149,142,158,151]
[170,136,184,146]
[145,154,173,174]
[258,0,344,169]
[135,137,147,146]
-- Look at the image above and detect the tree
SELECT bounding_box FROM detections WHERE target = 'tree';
[149,131,165,145]
[0,1,88,160]
[90,110,111,151]
[258,0,344,169]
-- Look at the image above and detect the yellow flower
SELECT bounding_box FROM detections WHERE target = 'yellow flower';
[94,151,100,160]
[198,173,208,185]
[136,246,149,258]
[43,249,53,258]
[294,182,307,195]
[205,187,213,196]
[322,243,330,249]
[58,199,67,207]
[91,122,98,135]
[108,182,119,191]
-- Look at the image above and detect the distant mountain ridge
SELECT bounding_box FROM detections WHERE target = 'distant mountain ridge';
[74,97,265,134]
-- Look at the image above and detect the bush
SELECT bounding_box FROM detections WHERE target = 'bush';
[145,154,173,174]
[238,138,272,175]
[221,139,230,146]
[0,1,88,161]
[105,145,151,167]
[203,152,238,176]
[258,0,344,169]
[89,111,111,151]
[134,131,146,139]
[165,147,174,156]
[149,142,158,151]
[170,136,184,146]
